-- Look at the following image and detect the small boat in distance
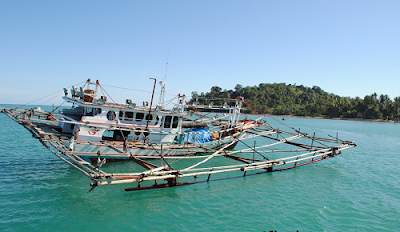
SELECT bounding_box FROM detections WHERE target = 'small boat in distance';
[186,104,231,113]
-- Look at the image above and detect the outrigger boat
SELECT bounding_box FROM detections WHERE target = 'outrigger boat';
[3,79,254,161]
[1,79,356,191]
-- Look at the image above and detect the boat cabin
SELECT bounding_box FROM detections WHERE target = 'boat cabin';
[58,79,185,144]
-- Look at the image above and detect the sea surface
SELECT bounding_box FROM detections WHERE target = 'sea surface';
[1,105,400,231]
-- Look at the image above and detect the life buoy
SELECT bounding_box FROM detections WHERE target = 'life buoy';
[88,126,97,135]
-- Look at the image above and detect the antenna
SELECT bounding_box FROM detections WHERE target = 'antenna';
[158,46,170,108]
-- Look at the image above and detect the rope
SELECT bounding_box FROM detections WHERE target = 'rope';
[280,118,341,147]
[16,81,86,108]
[19,90,61,107]
[52,101,66,113]
[97,82,177,169]
[238,138,269,160]
[101,84,177,97]
[241,99,340,148]
[98,84,133,143]
[162,95,179,109]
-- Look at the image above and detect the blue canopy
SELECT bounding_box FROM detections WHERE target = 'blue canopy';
[184,128,213,144]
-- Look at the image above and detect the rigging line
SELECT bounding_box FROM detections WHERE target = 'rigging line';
[264,114,305,135]
[241,98,305,135]
[251,102,342,145]
[92,92,167,169]
[102,84,153,93]
[18,81,86,107]
[251,125,331,149]
[52,101,66,113]
[97,82,174,165]
[38,93,62,106]
[19,90,61,107]
[98,84,164,157]
[242,99,260,115]
[96,85,135,155]
[98,84,134,143]
[268,114,343,147]
[101,84,177,97]
[270,124,331,149]
[158,144,174,170]
[184,96,235,127]
[194,96,238,101]
[182,139,239,171]
[184,97,208,124]
[162,95,179,108]
[287,117,344,142]
[237,139,269,160]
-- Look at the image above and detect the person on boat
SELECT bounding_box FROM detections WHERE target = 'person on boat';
[123,137,128,153]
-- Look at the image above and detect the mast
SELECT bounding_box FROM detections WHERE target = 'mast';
[158,81,166,108]
[229,97,243,128]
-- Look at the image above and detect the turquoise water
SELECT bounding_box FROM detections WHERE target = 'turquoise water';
[1,106,400,231]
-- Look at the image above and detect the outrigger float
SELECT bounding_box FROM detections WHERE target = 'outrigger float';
[1,79,356,191]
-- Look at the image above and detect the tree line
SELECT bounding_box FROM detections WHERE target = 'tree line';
[190,83,400,120]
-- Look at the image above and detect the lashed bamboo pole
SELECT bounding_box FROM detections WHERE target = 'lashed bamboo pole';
[2,105,357,189]
[182,139,238,171]
[229,134,303,154]
[226,149,311,154]
[62,141,355,187]
[47,140,106,176]
[41,141,99,180]
[105,143,355,178]
[234,129,276,140]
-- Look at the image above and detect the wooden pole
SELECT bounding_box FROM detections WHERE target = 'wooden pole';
[253,141,256,163]
[311,132,315,149]
[146,77,157,130]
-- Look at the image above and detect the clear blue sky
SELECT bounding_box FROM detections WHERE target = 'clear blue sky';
[1,0,399,106]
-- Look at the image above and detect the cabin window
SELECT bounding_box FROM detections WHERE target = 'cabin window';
[102,130,129,141]
[125,112,134,119]
[85,107,102,116]
[119,111,133,120]
[102,130,114,139]
[155,116,159,125]
[106,111,116,121]
[85,108,92,116]
[164,116,172,128]
[172,116,179,128]
[119,111,130,120]
[136,113,144,121]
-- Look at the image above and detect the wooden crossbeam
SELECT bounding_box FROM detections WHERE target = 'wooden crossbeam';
[129,156,159,170]
[223,154,262,164]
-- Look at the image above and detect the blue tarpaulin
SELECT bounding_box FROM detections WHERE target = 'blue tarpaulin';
[184,128,213,144]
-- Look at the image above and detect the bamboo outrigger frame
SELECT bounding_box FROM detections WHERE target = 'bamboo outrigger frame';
[1,79,357,191]
[1,105,356,192]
